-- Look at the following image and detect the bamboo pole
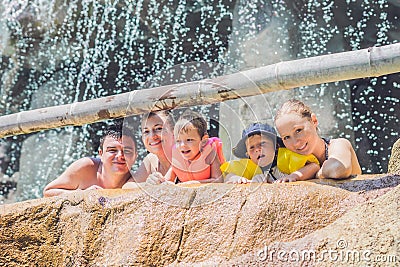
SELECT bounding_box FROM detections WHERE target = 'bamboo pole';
[1,43,400,138]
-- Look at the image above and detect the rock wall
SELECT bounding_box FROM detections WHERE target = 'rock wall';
[222,179,400,266]
[1,175,399,266]
[388,138,400,174]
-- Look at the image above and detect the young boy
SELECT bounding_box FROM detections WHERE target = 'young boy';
[164,110,225,183]
[222,123,278,183]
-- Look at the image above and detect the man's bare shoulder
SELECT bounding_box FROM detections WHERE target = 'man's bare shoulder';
[43,157,101,196]
[63,157,101,181]
[68,157,100,170]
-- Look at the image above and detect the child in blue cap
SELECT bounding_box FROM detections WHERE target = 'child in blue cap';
[221,123,278,183]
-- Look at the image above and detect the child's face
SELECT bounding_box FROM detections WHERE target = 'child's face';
[275,113,319,155]
[175,124,204,161]
[245,134,275,167]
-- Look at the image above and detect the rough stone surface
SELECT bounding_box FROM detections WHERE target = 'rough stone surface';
[0,175,399,266]
[219,177,400,266]
[388,138,400,174]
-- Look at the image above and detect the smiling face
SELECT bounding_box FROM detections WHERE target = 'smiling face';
[141,113,174,157]
[245,134,275,167]
[275,112,320,155]
[175,124,204,161]
[99,135,137,175]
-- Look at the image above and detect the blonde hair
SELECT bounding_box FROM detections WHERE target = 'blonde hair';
[274,99,313,123]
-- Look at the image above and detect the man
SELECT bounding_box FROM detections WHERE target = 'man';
[43,126,137,197]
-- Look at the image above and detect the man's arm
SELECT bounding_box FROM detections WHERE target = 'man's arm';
[43,157,99,197]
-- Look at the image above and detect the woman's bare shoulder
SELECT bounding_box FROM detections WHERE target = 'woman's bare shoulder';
[330,138,352,148]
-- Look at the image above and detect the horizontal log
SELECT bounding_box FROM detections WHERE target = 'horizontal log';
[1,43,400,138]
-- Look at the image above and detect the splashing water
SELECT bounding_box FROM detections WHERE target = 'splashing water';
[0,0,234,202]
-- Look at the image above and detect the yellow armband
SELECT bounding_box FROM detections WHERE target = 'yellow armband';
[277,148,320,174]
[220,159,262,180]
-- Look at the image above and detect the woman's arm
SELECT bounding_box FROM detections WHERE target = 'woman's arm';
[131,155,154,183]
[164,167,176,182]
[316,138,361,179]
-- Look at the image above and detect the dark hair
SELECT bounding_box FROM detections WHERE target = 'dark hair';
[99,122,136,151]
[141,110,175,131]
[174,110,207,138]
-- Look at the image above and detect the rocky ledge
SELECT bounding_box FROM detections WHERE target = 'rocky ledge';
[388,138,400,174]
[0,174,399,266]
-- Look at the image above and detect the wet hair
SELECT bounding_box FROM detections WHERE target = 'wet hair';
[274,99,313,123]
[99,122,136,151]
[174,110,207,138]
[141,110,175,131]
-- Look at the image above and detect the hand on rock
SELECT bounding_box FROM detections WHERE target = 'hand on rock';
[226,175,250,184]
[146,172,165,185]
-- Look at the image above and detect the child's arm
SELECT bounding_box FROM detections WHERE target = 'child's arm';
[316,138,361,179]
[196,155,223,183]
[276,162,320,183]
[123,171,171,187]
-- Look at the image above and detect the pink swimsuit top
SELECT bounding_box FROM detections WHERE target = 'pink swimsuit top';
[172,137,225,182]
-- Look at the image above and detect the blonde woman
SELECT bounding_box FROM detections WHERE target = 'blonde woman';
[274,99,361,182]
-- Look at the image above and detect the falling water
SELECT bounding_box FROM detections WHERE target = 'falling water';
[0,0,234,202]
[226,0,399,173]
[0,0,399,203]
